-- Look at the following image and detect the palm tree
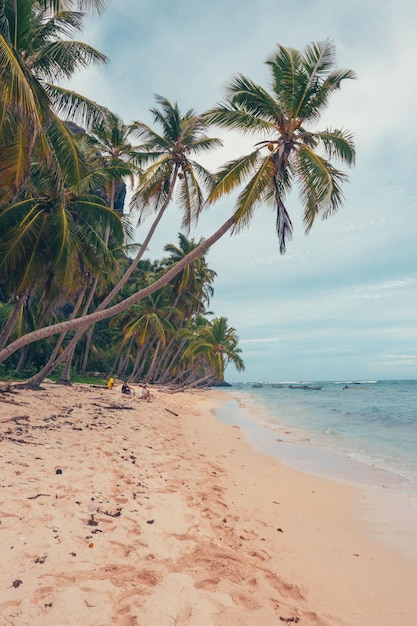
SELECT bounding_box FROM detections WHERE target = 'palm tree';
[47,113,141,383]
[181,316,244,385]
[149,234,216,383]
[0,173,124,350]
[86,112,140,212]
[161,233,216,314]
[117,285,177,382]
[82,94,221,307]
[203,39,356,253]
[11,96,222,383]
[130,95,222,231]
[0,42,356,367]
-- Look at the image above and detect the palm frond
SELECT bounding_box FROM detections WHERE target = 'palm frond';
[302,68,357,122]
[232,156,275,232]
[266,45,303,116]
[313,128,356,165]
[296,145,348,232]
[186,136,223,154]
[208,149,263,203]
[40,1,108,16]
[225,74,280,121]
[46,114,86,187]
[203,102,273,135]
[0,33,51,127]
[31,40,107,82]
[176,165,205,230]
[45,83,110,130]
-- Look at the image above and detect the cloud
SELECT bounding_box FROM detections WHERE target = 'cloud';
[240,337,281,345]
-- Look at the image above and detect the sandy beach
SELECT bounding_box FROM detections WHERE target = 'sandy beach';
[1,382,416,625]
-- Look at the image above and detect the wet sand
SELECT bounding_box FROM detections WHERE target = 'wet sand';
[1,382,416,625]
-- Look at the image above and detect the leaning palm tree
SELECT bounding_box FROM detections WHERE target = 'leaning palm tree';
[0,41,356,366]
[181,316,245,386]
[204,39,356,253]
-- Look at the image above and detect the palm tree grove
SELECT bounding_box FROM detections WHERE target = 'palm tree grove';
[0,0,355,389]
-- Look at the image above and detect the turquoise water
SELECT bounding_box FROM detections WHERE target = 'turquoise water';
[216,380,417,497]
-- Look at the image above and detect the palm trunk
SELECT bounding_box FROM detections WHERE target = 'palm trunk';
[179,372,216,391]
[56,344,76,385]
[24,282,88,387]
[158,338,188,383]
[0,215,236,365]
[25,228,111,386]
[145,339,162,382]
[152,335,177,381]
[80,324,95,374]
[117,337,135,377]
[125,342,141,380]
[16,345,28,373]
[131,342,152,381]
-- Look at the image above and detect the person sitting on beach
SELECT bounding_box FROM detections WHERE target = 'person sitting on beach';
[121,382,131,395]
[141,384,151,401]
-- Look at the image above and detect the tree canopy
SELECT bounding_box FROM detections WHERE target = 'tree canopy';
[0,11,356,388]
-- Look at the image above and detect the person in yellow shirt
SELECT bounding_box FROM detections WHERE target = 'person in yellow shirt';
[107,377,115,390]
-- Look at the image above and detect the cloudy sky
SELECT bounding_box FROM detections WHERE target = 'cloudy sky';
[69,0,417,382]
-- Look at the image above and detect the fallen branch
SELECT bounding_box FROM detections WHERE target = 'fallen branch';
[0,415,30,424]
[28,493,50,500]
[0,398,26,406]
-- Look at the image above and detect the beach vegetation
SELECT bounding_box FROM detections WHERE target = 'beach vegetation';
[181,316,245,385]
[0,4,356,388]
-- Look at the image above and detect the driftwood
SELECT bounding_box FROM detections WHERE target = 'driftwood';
[3,436,40,445]
[165,408,178,417]
[27,493,50,500]
[0,415,30,424]
[0,397,26,406]
[92,402,134,411]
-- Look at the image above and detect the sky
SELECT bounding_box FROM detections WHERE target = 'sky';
[69,0,417,383]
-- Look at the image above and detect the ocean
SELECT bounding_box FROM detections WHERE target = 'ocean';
[215,379,417,497]
[215,379,417,563]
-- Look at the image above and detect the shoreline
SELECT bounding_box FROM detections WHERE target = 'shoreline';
[216,388,417,567]
[1,382,416,625]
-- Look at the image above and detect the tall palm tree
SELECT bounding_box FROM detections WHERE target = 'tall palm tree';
[204,39,356,253]
[86,112,140,212]
[161,233,216,316]
[0,42,356,366]
[130,95,222,231]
